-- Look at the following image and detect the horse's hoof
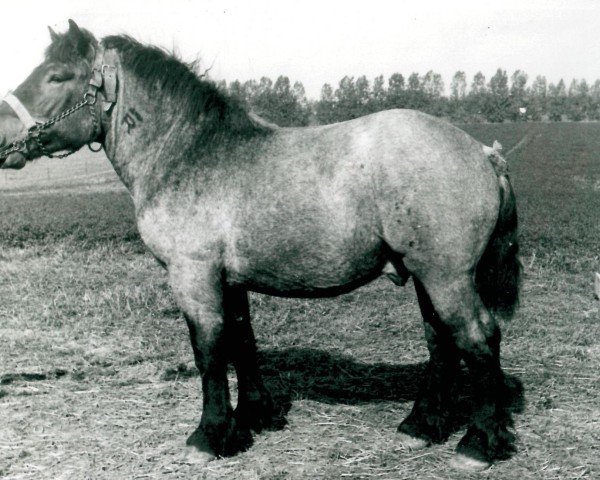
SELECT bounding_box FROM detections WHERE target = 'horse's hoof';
[235,394,275,433]
[184,425,222,463]
[397,431,430,450]
[449,453,491,471]
[180,446,217,465]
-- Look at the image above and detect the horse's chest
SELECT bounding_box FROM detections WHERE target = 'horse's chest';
[136,208,177,265]
[136,202,229,267]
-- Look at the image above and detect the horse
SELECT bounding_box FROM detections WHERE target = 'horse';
[0,20,521,471]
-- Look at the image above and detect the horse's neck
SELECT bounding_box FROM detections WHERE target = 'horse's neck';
[102,67,197,204]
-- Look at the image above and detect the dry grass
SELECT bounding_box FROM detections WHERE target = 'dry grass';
[1,123,599,479]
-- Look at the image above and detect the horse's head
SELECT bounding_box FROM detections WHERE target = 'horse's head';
[0,20,101,169]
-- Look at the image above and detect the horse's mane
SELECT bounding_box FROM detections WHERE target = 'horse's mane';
[100,35,272,140]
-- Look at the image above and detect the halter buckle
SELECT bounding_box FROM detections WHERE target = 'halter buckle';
[84,90,98,105]
[89,69,103,88]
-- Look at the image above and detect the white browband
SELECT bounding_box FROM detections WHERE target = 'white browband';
[2,93,39,130]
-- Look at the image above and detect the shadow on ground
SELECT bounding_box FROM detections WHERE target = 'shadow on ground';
[259,347,424,405]
[254,347,525,434]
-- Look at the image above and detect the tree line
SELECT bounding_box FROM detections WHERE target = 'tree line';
[215,69,600,126]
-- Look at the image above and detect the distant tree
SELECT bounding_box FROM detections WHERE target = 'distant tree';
[355,75,371,114]
[387,73,406,109]
[449,71,467,121]
[566,79,590,121]
[588,79,600,120]
[266,76,299,126]
[528,75,547,120]
[316,83,336,124]
[406,72,427,110]
[407,72,420,91]
[293,82,308,103]
[485,69,510,122]
[242,79,259,106]
[509,70,528,121]
[228,79,246,105]
[547,80,567,121]
[232,76,309,126]
[421,70,445,115]
[450,71,467,100]
[292,81,311,125]
[422,70,444,97]
[335,76,359,121]
[530,75,547,97]
[292,81,307,105]
[471,71,487,94]
[371,75,387,112]
[466,72,487,118]
[232,68,600,126]
[253,77,275,116]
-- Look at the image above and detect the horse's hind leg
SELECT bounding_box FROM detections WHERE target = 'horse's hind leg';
[397,278,461,449]
[169,260,247,462]
[411,273,514,470]
[223,286,274,432]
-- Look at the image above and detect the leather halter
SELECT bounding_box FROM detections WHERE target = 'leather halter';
[0,45,118,160]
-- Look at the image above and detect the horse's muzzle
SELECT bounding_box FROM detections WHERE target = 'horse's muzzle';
[0,151,26,169]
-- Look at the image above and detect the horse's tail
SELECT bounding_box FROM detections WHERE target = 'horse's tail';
[475,148,521,320]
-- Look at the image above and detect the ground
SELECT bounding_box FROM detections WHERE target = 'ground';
[0,123,598,479]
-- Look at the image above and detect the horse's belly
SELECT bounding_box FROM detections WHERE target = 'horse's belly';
[227,241,386,297]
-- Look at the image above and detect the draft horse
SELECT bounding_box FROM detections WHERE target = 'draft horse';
[0,21,520,470]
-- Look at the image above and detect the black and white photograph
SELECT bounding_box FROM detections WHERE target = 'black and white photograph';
[0,1,598,478]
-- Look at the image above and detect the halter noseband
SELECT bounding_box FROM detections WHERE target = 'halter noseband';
[2,93,39,130]
[0,46,117,160]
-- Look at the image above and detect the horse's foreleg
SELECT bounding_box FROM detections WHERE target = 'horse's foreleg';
[397,278,461,449]
[223,286,274,431]
[169,260,246,461]
[415,274,515,471]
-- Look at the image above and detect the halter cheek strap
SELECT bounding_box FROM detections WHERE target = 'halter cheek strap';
[2,92,40,130]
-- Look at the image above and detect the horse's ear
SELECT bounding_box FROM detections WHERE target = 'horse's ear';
[67,19,93,59]
[68,19,82,38]
[48,26,59,42]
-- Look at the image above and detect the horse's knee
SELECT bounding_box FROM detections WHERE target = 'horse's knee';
[420,277,499,360]
[169,259,228,367]
[453,314,501,363]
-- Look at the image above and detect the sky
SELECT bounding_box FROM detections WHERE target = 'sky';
[0,0,599,99]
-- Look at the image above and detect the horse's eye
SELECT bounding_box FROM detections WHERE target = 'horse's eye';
[48,72,74,83]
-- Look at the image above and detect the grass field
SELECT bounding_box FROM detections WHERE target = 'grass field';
[0,123,598,479]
